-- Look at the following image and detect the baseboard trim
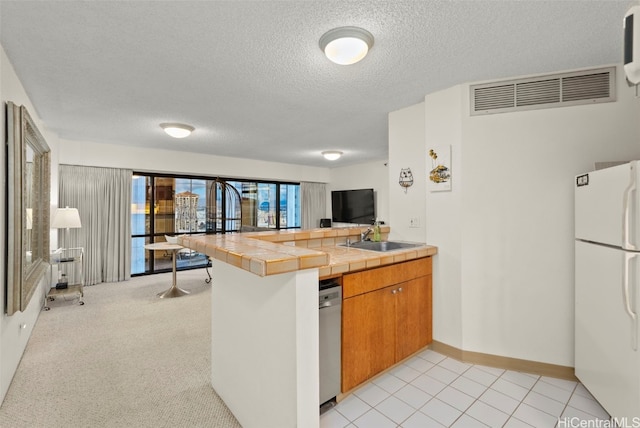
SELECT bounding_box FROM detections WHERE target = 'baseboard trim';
[429,341,577,381]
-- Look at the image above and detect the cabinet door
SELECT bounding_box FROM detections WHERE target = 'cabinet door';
[342,286,396,392]
[395,275,432,362]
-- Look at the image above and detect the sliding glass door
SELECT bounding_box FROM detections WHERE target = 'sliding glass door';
[131,173,301,276]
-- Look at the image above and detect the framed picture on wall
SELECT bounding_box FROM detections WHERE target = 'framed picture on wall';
[427,145,451,192]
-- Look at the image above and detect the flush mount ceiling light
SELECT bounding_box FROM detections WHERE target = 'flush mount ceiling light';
[322,150,343,161]
[319,26,374,65]
[160,123,195,139]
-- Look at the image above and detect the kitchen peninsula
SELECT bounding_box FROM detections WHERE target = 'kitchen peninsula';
[180,227,437,428]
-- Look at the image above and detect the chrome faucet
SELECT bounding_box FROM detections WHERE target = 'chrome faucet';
[361,227,373,241]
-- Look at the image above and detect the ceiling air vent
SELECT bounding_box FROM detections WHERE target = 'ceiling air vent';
[471,66,615,116]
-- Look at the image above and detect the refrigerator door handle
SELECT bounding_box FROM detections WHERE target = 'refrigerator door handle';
[623,252,638,351]
[623,167,638,251]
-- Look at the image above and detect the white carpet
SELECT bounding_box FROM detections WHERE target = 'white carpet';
[0,269,241,428]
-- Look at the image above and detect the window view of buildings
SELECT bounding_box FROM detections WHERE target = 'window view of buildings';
[131,173,301,275]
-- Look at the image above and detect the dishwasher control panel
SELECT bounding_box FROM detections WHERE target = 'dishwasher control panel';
[319,278,342,307]
[319,290,341,306]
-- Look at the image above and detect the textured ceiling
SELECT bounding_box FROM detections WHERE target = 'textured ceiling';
[0,1,635,168]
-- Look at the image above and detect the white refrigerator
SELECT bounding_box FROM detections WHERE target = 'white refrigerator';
[575,161,640,419]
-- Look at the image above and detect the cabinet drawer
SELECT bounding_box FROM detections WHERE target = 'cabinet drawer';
[343,257,431,298]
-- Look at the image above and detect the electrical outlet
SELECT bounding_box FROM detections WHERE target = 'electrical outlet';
[409,217,420,228]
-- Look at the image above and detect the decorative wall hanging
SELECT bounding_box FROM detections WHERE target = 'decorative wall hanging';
[399,168,414,193]
[428,145,451,192]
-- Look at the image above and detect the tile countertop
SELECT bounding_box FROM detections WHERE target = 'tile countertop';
[179,227,438,278]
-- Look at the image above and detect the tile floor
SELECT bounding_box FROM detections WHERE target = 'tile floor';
[320,349,609,428]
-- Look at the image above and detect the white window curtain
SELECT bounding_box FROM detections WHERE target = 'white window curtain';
[58,165,132,285]
[301,182,327,229]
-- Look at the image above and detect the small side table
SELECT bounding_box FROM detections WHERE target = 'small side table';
[144,242,190,298]
[46,247,85,310]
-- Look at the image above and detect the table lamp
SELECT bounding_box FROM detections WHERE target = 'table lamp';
[52,206,82,249]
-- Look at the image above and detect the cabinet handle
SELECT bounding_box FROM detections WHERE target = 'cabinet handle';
[623,165,638,250]
[391,289,397,294]
[398,287,403,293]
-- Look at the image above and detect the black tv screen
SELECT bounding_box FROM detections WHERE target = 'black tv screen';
[331,188,375,224]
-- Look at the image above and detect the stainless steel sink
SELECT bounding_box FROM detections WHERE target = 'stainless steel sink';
[340,240,423,252]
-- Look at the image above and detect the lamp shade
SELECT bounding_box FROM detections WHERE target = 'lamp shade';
[322,151,343,161]
[319,26,374,65]
[160,123,194,138]
[52,207,82,229]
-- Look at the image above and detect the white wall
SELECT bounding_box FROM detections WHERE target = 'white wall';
[327,161,389,226]
[0,45,61,404]
[401,64,640,367]
[388,103,427,242]
[211,261,319,427]
[423,88,465,350]
[457,66,640,366]
[59,139,330,184]
[388,100,465,349]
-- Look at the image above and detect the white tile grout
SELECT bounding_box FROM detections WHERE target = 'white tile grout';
[320,350,611,428]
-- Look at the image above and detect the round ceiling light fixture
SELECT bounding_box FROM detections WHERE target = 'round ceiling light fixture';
[160,123,195,138]
[319,26,374,65]
[322,150,343,161]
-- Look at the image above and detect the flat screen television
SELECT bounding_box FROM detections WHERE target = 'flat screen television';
[331,188,375,224]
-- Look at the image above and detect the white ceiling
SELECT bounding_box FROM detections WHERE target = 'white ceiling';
[0,1,635,168]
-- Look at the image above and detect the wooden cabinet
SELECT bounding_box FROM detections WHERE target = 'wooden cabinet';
[395,276,432,361]
[341,257,432,392]
[342,284,396,390]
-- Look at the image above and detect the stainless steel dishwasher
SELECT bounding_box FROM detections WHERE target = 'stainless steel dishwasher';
[319,278,342,411]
